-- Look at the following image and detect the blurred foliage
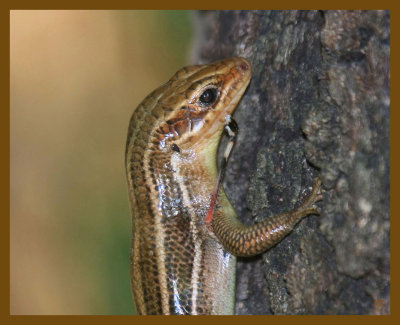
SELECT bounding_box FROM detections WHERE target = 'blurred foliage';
[11,10,192,315]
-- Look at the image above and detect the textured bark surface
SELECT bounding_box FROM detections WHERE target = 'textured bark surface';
[192,10,390,315]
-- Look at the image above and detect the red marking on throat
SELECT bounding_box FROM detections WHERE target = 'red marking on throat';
[205,173,222,226]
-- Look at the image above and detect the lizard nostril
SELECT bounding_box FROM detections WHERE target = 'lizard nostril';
[239,62,249,71]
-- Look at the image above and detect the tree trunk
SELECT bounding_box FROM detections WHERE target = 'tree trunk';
[192,10,390,315]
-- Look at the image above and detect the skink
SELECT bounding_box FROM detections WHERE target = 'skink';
[125,57,322,315]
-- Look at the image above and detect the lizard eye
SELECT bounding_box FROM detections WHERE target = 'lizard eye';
[199,88,218,107]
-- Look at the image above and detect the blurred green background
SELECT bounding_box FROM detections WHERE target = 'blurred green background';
[10,10,192,314]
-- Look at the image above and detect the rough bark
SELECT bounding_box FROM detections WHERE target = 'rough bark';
[192,10,390,315]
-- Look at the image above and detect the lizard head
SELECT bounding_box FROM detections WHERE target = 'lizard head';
[151,57,252,156]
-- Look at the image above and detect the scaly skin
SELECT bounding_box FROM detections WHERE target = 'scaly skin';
[125,57,322,315]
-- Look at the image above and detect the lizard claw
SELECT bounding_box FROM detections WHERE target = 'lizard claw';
[298,176,323,211]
